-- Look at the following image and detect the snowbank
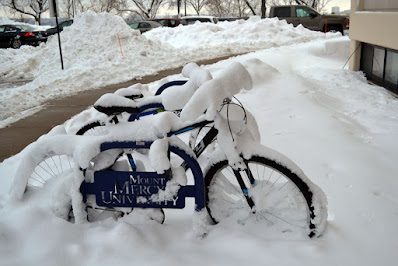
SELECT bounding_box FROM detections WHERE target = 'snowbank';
[145,16,326,51]
[0,11,339,126]
[0,17,15,24]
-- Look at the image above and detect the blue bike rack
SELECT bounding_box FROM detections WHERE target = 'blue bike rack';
[155,80,188,95]
[80,141,205,212]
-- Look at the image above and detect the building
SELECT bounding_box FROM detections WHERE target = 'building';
[349,0,398,95]
[332,6,340,14]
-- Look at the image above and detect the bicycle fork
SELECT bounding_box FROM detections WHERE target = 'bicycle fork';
[233,163,256,212]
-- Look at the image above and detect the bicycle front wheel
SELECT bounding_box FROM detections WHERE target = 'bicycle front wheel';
[76,120,108,136]
[205,155,325,238]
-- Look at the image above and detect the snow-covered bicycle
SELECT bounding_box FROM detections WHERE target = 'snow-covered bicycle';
[10,62,327,238]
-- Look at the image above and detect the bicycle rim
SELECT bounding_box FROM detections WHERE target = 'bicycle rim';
[28,155,74,188]
[205,156,315,237]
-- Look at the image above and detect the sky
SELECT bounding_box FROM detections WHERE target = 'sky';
[325,0,351,12]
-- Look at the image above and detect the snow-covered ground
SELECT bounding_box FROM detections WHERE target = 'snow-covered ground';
[1,11,330,126]
[1,11,398,266]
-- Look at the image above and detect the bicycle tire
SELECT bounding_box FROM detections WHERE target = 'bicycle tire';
[204,155,326,238]
[20,152,76,222]
[76,120,108,136]
[27,154,74,189]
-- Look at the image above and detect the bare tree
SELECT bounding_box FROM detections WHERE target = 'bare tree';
[268,0,330,12]
[261,0,266,18]
[0,0,48,24]
[87,0,126,14]
[125,0,165,19]
[244,0,257,15]
[206,0,257,17]
[61,0,91,18]
[269,0,298,5]
[186,0,207,15]
[294,0,331,11]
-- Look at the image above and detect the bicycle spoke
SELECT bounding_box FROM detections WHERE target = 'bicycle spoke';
[206,157,314,236]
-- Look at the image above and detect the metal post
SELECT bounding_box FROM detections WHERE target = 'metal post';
[53,0,64,70]
[72,0,76,18]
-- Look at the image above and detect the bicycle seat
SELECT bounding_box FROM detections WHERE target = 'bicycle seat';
[94,93,140,116]
[114,87,144,100]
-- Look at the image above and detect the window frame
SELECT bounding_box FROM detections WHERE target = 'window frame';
[274,7,291,18]
[360,42,398,94]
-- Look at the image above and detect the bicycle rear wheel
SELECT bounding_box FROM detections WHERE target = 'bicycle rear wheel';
[205,155,326,238]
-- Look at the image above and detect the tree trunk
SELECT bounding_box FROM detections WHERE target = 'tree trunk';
[244,0,256,15]
[261,0,266,18]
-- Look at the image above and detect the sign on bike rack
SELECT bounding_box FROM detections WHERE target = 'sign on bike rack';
[80,141,205,212]
[81,170,198,209]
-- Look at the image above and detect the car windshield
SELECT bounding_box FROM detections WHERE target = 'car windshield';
[185,18,211,25]
[151,22,161,28]
[129,23,139,29]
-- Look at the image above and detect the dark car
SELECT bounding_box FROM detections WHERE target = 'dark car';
[150,18,186,27]
[181,16,219,24]
[129,21,162,33]
[217,17,239,22]
[46,19,73,36]
[0,24,47,49]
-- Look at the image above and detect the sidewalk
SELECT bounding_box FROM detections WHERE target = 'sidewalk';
[0,55,234,162]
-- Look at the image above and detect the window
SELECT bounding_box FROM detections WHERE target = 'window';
[5,26,18,32]
[296,7,312,17]
[139,23,150,28]
[129,23,139,29]
[0,25,5,32]
[60,20,73,29]
[385,51,398,85]
[372,47,385,79]
[363,0,398,10]
[360,43,398,94]
[274,7,291,17]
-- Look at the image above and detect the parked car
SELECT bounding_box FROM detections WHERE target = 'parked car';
[129,21,162,33]
[46,19,74,36]
[0,24,47,49]
[269,5,349,34]
[217,17,239,22]
[150,18,186,27]
[181,16,219,25]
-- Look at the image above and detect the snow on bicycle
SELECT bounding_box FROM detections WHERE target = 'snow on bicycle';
[10,62,328,238]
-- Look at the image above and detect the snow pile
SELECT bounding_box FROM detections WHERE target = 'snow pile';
[1,37,398,266]
[0,11,181,122]
[0,17,15,24]
[145,16,330,52]
[0,12,339,126]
